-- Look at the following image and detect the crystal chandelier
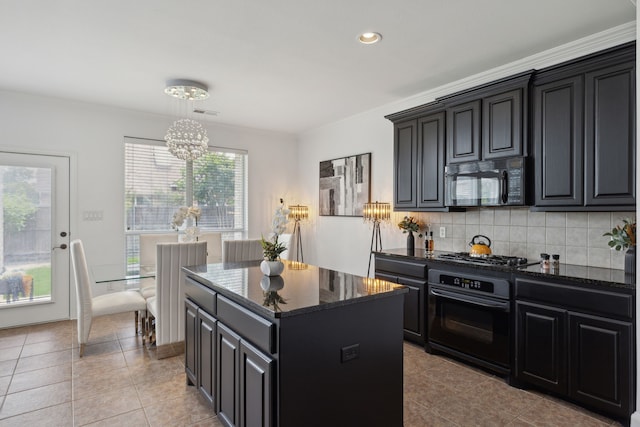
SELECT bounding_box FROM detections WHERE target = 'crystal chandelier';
[164,79,210,161]
[165,119,209,160]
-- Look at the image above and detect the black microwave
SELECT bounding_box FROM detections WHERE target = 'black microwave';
[445,157,528,207]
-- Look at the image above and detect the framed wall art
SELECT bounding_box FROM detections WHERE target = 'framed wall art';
[319,152,371,216]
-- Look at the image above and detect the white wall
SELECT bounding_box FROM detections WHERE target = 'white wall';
[297,24,636,277]
[0,90,298,315]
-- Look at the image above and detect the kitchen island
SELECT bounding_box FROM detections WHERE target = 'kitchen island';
[183,260,407,427]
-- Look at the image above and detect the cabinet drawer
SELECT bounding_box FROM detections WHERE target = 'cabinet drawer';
[375,256,427,279]
[185,277,216,315]
[217,295,276,355]
[515,278,633,319]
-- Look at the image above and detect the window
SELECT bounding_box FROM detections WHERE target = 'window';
[124,137,248,267]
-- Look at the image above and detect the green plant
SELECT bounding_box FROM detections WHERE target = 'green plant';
[604,218,636,251]
[261,235,286,261]
[397,216,423,238]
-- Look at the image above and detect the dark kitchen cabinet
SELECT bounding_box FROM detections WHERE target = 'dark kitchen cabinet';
[483,88,524,159]
[569,312,632,416]
[514,276,634,419]
[446,100,481,163]
[198,308,217,408]
[185,298,198,387]
[584,61,636,206]
[240,340,275,427]
[392,119,418,209]
[533,42,635,210]
[516,301,567,394]
[374,254,428,344]
[533,75,584,207]
[388,106,447,210]
[443,72,532,164]
[217,322,241,427]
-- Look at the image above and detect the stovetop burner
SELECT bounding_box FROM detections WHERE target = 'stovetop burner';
[437,252,531,267]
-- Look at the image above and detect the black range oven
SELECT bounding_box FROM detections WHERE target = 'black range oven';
[427,268,511,375]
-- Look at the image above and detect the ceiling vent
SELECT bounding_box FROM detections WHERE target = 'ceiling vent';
[193,109,220,116]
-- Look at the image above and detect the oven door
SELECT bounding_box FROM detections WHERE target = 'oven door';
[428,284,510,368]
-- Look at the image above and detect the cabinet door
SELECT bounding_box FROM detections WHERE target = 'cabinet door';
[198,308,217,408]
[417,112,446,208]
[185,298,198,386]
[217,322,241,427]
[533,75,584,207]
[585,61,636,206]
[515,302,567,394]
[446,100,481,164]
[397,276,426,344]
[482,89,523,159]
[240,340,275,427]
[376,272,426,344]
[568,312,633,417]
[393,120,417,209]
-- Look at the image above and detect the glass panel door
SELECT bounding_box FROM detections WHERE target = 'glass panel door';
[0,152,70,328]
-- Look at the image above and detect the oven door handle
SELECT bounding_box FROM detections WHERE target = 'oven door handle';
[429,288,510,312]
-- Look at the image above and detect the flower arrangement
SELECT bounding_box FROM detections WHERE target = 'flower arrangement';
[397,216,423,238]
[171,205,201,241]
[261,199,289,261]
[171,205,201,230]
[604,217,636,251]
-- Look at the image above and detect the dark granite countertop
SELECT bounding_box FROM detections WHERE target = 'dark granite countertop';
[376,248,635,292]
[183,260,408,319]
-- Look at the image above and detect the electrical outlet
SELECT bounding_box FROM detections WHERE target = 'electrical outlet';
[439,226,446,238]
[341,344,360,363]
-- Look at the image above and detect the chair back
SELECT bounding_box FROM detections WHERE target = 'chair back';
[139,233,179,273]
[70,239,94,344]
[155,241,207,346]
[200,232,223,263]
[223,239,263,262]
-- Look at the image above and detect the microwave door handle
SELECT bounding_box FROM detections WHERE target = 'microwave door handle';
[501,171,508,204]
[429,288,510,312]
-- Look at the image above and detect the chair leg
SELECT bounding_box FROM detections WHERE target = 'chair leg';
[79,343,85,357]
[135,310,139,334]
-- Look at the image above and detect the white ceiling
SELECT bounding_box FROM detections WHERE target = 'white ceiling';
[0,0,635,134]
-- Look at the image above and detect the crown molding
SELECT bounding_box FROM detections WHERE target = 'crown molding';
[382,21,636,116]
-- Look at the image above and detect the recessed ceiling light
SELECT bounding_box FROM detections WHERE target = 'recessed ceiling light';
[358,32,382,45]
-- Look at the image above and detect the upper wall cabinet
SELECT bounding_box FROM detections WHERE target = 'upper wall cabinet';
[533,42,636,211]
[386,103,447,211]
[441,72,532,164]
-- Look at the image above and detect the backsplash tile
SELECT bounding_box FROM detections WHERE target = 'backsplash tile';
[409,208,634,270]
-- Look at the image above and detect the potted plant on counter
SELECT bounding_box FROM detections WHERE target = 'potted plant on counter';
[260,199,289,276]
[397,216,423,253]
[604,217,636,275]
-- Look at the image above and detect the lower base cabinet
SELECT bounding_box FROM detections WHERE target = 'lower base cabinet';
[187,300,274,427]
[198,309,217,408]
[569,312,632,415]
[515,277,634,419]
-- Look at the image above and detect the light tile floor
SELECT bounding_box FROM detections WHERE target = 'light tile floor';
[0,313,625,426]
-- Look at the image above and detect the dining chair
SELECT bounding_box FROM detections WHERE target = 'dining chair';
[146,241,207,348]
[199,232,223,263]
[222,239,263,262]
[138,233,179,299]
[70,239,146,357]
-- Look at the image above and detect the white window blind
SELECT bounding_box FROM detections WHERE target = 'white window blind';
[124,137,248,233]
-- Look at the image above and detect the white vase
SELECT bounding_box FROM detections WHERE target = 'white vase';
[260,260,284,276]
[260,275,285,291]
